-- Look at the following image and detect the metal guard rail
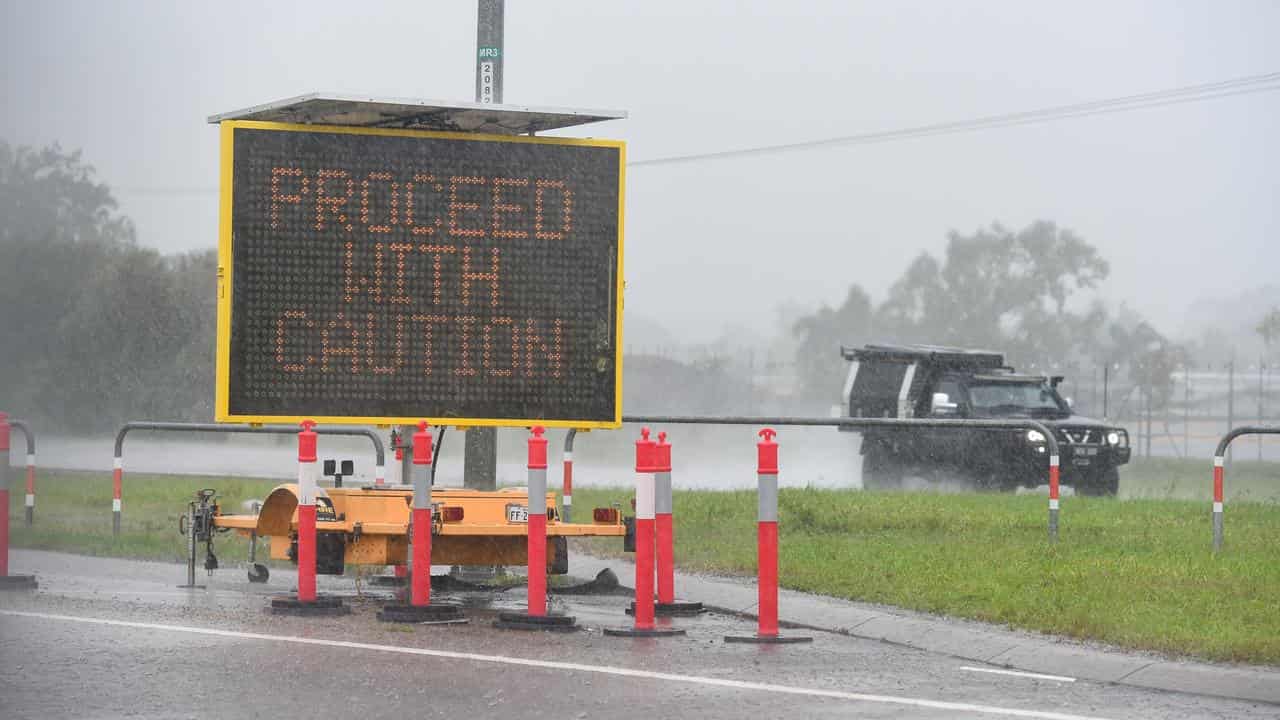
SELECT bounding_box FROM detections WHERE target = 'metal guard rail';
[111,421,386,536]
[1211,425,1280,552]
[621,414,1064,542]
[8,420,35,526]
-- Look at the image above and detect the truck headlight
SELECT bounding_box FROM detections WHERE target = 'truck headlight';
[1107,431,1123,446]
[1026,430,1046,443]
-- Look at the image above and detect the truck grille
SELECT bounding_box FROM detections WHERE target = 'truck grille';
[1056,428,1098,445]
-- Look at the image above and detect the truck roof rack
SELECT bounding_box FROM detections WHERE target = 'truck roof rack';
[839,343,1005,368]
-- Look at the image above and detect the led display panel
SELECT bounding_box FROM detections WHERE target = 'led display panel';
[215,121,624,427]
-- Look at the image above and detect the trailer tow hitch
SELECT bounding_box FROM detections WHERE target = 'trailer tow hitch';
[178,489,222,588]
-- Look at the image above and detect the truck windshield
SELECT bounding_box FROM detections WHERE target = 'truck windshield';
[967,382,1065,416]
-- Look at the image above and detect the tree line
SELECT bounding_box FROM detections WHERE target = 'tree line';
[0,142,214,433]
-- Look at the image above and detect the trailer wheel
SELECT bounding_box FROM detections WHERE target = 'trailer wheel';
[248,563,270,583]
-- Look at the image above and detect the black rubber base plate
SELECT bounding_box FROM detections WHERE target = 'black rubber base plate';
[724,633,813,644]
[0,575,38,591]
[627,600,706,617]
[604,625,687,638]
[368,575,408,587]
[493,612,578,632]
[377,603,465,623]
[269,594,351,616]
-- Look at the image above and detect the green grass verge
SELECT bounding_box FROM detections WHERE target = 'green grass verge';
[10,470,280,564]
[573,464,1280,665]
[1120,457,1280,501]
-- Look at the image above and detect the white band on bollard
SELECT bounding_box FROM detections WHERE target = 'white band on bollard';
[1214,455,1224,467]
[25,493,34,507]
[412,464,432,509]
[112,498,122,512]
[563,451,574,462]
[26,454,35,466]
[1048,498,1059,510]
[635,473,656,519]
[528,468,547,514]
[1049,455,1060,466]
[375,462,385,485]
[113,457,123,470]
[298,462,318,505]
[562,495,572,506]
[1213,502,1223,513]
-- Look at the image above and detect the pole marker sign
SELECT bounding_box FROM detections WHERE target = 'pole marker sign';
[215,121,625,428]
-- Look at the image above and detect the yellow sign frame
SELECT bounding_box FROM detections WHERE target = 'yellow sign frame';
[215,120,626,428]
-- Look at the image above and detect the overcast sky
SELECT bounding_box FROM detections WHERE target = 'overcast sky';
[3,1,1277,345]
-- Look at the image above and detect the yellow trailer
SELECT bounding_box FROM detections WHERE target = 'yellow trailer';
[195,484,626,580]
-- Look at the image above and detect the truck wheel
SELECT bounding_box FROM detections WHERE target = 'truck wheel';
[1079,467,1120,497]
[861,442,903,491]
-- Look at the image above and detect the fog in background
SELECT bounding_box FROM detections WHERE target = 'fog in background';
[4,1,1277,343]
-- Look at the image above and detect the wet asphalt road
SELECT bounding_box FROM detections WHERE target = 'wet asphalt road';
[1,550,1276,720]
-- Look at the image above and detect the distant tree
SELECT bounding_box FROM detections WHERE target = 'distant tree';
[789,220,1115,406]
[0,141,215,431]
[791,285,875,403]
[1257,307,1280,357]
[0,142,136,422]
[875,221,1109,363]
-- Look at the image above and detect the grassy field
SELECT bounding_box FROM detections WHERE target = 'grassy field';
[1120,456,1280,501]
[573,460,1280,666]
[10,469,279,564]
[8,460,1279,665]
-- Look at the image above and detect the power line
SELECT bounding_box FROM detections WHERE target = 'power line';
[629,71,1280,167]
[118,71,1280,193]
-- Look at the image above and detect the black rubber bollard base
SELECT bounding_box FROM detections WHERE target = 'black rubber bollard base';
[724,633,813,644]
[628,600,706,617]
[269,594,351,616]
[377,603,465,623]
[368,575,409,588]
[604,625,687,638]
[0,575,38,591]
[493,612,578,632]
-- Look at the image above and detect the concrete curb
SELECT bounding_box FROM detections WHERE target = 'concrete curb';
[573,553,1280,705]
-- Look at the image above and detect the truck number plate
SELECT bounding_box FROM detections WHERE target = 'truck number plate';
[1072,458,1092,467]
[506,504,529,523]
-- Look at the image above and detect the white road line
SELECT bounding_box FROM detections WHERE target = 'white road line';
[0,610,1113,720]
[961,666,1077,683]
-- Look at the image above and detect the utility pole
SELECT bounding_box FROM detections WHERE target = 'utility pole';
[1227,357,1235,467]
[462,0,505,493]
[1259,358,1265,462]
[1183,366,1190,458]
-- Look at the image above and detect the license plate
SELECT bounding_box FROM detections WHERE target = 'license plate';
[1072,458,1092,467]
[506,504,529,523]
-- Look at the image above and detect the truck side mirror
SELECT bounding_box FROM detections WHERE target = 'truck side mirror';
[1064,396,1074,409]
[931,392,959,416]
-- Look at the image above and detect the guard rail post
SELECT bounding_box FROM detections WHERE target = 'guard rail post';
[495,426,576,632]
[562,428,576,523]
[726,428,810,644]
[0,412,37,590]
[1049,451,1060,544]
[112,449,123,537]
[606,427,684,638]
[9,421,35,527]
[269,420,348,616]
[379,422,462,623]
[1213,454,1224,552]
[1210,426,1280,552]
[652,431,703,616]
